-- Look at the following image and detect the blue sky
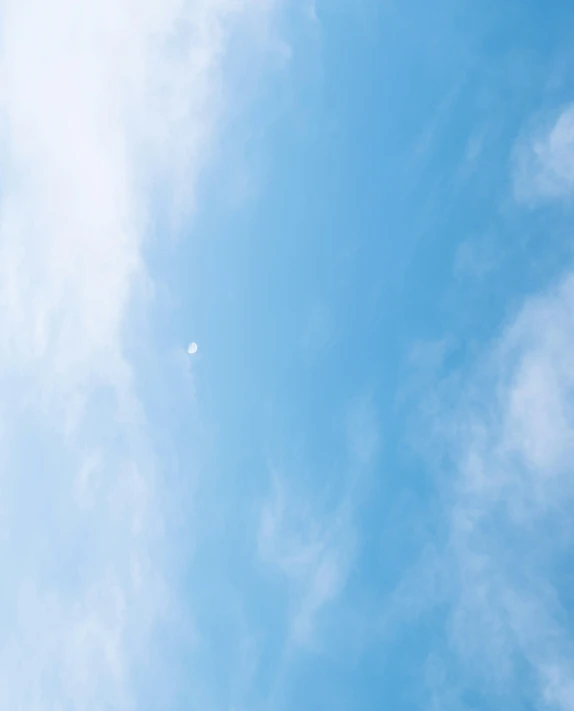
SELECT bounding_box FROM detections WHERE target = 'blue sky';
[2,1,574,710]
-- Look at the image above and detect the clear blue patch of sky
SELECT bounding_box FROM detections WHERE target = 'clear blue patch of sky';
[140,1,574,708]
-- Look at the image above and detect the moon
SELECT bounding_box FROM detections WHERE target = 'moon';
[187,342,198,355]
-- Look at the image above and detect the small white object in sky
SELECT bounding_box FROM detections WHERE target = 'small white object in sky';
[187,342,198,355]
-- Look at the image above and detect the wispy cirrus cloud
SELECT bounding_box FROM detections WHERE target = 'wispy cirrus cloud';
[0,1,281,708]
[257,394,379,649]
[258,471,354,647]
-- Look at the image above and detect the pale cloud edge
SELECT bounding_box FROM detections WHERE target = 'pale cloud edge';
[0,1,283,709]
[513,103,574,205]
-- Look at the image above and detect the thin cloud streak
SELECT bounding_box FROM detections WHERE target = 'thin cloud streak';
[258,471,354,647]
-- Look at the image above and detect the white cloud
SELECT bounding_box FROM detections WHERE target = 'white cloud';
[423,107,574,709]
[0,0,281,708]
[513,104,574,204]
[445,273,574,688]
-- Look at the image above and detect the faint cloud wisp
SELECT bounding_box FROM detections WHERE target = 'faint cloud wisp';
[258,473,354,647]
